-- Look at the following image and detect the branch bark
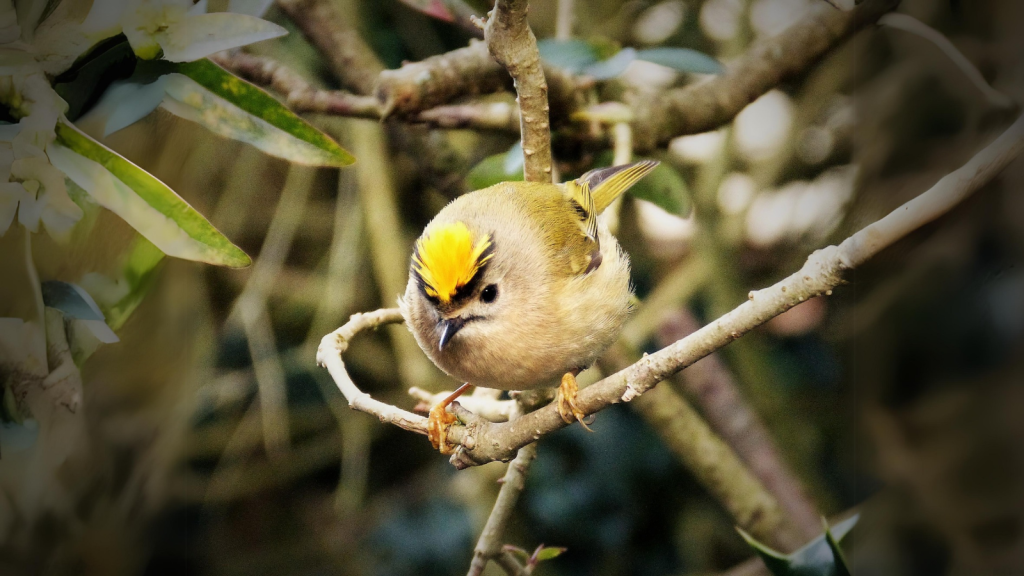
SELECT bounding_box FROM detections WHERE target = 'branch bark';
[318,114,1024,467]
[276,0,384,95]
[483,0,552,181]
[629,0,900,151]
[466,442,538,576]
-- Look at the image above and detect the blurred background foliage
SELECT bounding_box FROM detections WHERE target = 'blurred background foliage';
[2,0,1024,575]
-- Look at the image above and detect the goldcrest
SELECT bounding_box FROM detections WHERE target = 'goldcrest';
[400,160,659,452]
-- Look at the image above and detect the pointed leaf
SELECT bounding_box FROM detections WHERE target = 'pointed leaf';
[49,120,251,267]
[736,527,792,576]
[635,47,724,74]
[160,12,286,63]
[534,546,567,562]
[501,545,531,563]
[825,528,851,576]
[627,161,691,216]
[163,59,354,167]
[76,77,168,136]
[466,150,524,190]
[582,48,636,79]
[40,280,105,321]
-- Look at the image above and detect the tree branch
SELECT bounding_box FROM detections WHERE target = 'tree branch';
[629,0,900,151]
[656,310,822,540]
[318,114,1024,467]
[466,442,538,576]
[484,0,552,181]
[276,0,385,95]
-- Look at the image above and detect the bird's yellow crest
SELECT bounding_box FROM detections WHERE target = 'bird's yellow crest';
[412,221,493,303]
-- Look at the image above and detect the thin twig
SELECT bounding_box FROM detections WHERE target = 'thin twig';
[484,0,552,181]
[466,442,539,576]
[319,115,1024,466]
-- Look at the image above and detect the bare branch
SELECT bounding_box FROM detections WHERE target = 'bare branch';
[276,0,384,95]
[484,0,552,181]
[630,0,900,151]
[466,442,539,576]
[318,115,1024,467]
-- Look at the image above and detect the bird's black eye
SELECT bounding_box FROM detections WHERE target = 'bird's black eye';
[481,284,498,303]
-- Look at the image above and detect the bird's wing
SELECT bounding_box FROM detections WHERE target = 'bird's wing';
[576,160,660,214]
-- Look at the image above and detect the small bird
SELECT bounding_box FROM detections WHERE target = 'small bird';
[400,160,659,453]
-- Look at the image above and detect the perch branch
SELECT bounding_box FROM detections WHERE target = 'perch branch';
[629,0,900,151]
[319,114,1024,466]
[466,442,539,576]
[484,0,552,181]
[276,0,384,95]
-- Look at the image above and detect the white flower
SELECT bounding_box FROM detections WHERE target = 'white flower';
[121,0,286,62]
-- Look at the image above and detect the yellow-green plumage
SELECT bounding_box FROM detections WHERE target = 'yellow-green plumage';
[400,160,658,391]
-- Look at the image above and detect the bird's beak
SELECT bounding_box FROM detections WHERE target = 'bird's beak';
[438,317,467,351]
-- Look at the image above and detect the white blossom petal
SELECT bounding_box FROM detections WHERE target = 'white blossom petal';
[158,12,286,62]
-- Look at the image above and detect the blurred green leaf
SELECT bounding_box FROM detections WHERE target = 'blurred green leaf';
[466,143,525,190]
[582,47,636,80]
[737,514,859,576]
[163,59,354,167]
[635,47,724,74]
[537,38,600,73]
[533,546,567,562]
[40,281,105,321]
[49,120,251,268]
[104,237,166,331]
[627,162,692,217]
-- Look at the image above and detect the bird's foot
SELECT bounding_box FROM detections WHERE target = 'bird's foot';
[557,372,592,431]
[427,382,472,454]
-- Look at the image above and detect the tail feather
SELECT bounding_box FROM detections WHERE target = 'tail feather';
[577,160,660,214]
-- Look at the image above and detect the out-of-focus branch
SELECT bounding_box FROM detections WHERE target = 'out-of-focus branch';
[656,310,822,541]
[213,51,522,131]
[319,115,1024,468]
[466,442,538,576]
[484,0,551,181]
[276,0,384,95]
[629,0,900,151]
[374,39,586,129]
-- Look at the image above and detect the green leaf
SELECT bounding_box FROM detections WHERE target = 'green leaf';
[49,120,251,268]
[466,144,525,190]
[736,528,793,576]
[104,236,166,331]
[501,545,531,563]
[40,281,105,321]
[163,59,354,167]
[635,47,724,74]
[582,48,636,80]
[52,34,138,121]
[533,546,567,562]
[737,515,860,576]
[537,39,600,73]
[626,161,692,216]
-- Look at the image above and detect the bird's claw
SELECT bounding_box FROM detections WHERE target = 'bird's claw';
[557,372,593,431]
[428,401,459,454]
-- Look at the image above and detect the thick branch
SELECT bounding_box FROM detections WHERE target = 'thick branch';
[484,0,551,181]
[276,0,384,95]
[656,311,821,542]
[466,443,538,576]
[630,0,900,151]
